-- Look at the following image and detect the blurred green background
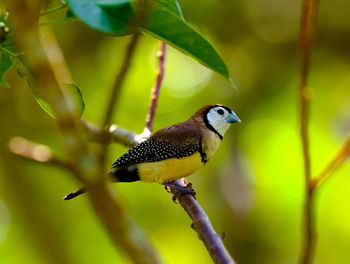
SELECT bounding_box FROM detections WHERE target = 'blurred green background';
[1,0,350,263]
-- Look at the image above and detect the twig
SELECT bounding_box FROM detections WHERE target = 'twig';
[312,136,350,188]
[80,119,138,147]
[101,33,140,129]
[170,180,236,264]
[99,33,140,166]
[145,41,167,133]
[9,136,78,174]
[298,0,320,263]
[9,136,161,264]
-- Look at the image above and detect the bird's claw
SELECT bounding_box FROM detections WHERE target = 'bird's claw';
[162,181,196,202]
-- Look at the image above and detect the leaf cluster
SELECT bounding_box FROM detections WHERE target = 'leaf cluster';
[0,0,231,118]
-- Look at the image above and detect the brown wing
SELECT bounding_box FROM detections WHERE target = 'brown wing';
[112,121,202,169]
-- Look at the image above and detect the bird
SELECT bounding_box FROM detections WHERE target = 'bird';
[63,104,240,200]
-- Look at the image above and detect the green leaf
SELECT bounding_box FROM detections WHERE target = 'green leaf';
[0,51,12,87]
[141,2,229,79]
[64,83,85,118]
[14,57,85,119]
[66,0,134,35]
[67,0,230,79]
[0,38,17,88]
[15,59,56,117]
[155,0,184,20]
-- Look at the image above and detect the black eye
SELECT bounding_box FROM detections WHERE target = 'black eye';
[217,109,224,115]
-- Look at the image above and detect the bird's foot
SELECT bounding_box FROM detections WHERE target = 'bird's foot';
[162,181,196,203]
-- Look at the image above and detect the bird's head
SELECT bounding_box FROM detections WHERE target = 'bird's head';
[193,104,241,139]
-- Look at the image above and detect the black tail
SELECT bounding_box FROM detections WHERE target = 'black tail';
[110,166,140,182]
[63,187,87,200]
[63,167,140,200]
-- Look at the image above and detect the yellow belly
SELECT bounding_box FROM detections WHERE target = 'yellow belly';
[137,152,203,183]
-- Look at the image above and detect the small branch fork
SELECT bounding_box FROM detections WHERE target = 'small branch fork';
[298,1,319,263]
[296,0,350,264]
[298,0,320,263]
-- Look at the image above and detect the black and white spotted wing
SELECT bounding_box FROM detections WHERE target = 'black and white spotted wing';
[112,138,200,169]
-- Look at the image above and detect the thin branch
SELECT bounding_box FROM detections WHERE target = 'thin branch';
[145,41,167,133]
[99,33,140,166]
[6,1,160,263]
[8,138,162,264]
[102,33,140,129]
[80,119,138,147]
[298,0,320,263]
[312,136,350,188]
[170,180,236,264]
[39,27,72,84]
[8,136,78,174]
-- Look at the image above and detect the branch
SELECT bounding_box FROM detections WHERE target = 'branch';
[171,180,236,264]
[144,41,167,134]
[102,33,140,129]
[8,136,78,174]
[140,40,235,263]
[99,0,151,133]
[99,33,140,166]
[80,119,138,147]
[8,137,162,264]
[298,0,320,264]
[6,1,160,263]
[312,136,350,188]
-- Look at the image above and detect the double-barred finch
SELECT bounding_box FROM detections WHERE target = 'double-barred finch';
[64,104,240,200]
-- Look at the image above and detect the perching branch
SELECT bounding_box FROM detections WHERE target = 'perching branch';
[170,180,236,264]
[298,0,320,263]
[140,41,236,264]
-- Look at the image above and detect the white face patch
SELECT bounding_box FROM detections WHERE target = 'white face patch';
[206,106,233,137]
